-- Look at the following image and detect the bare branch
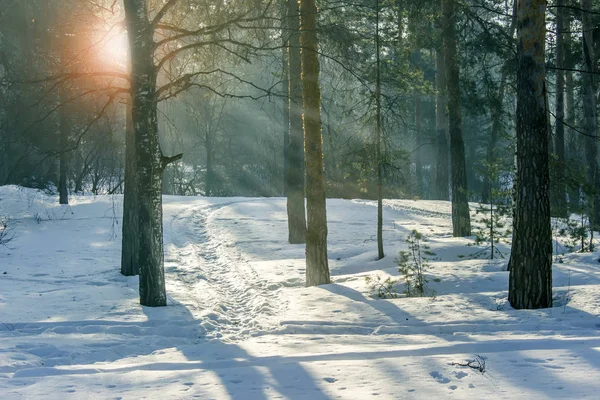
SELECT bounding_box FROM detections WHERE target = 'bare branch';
[152,0,180,27]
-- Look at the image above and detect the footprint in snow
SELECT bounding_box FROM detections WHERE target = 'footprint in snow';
[454,371,468,379]
[323,377,338,383]
[430,371,450,384]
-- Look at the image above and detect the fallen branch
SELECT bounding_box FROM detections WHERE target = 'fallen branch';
[451,355,486,374]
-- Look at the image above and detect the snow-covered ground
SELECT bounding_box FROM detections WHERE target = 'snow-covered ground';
[1,185,600,399]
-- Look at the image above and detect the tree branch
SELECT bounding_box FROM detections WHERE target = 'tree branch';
[152,0,180,27]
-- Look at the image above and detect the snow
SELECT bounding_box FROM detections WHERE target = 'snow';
[1,185,600,399]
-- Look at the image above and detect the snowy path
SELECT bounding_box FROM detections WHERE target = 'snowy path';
[1,187,600,399]
[165,202,284,342]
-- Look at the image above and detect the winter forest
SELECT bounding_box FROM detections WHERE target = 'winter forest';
[1,0,600,398]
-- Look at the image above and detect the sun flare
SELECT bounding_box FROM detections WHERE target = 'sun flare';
[96,28,129,70]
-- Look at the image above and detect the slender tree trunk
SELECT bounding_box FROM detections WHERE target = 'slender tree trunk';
[300,0,330,286]
[508,0,553,310]
[566,62,579,210]
[553,0,568,217]
[565,1,578,211]
[581,0,600,233]
[281,0,290,196]
[58,85,69,205]
[376,0,384,260]
[121,100,139,276]
[206,139,214,196]
[435,49,450,201]
[442,0,471,236]
[414,90,423,198]
[287,0,307,244]
[482,1,517,204]
[124,0,181,306]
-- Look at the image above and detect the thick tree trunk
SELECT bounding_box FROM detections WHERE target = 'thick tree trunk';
[376,0,384,260]
[441,0,471,236]
[435,49,450,201]
[124,0,173,307]
[508,0,553,310]
[553,0,568,217]
[121,100,139,276]
[287,0,307,244]
[581,0,600,233]
[300,0,330,286]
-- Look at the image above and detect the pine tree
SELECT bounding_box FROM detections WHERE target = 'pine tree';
[300,0,330,286]
[441,0,471,237]
[508,0,553,310]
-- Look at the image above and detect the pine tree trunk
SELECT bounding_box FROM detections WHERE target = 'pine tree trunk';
[508,0,553,310]
[581,0,600,232]
[300,0,330,286]
[435,49,450,201]
[565,14,579,211]
[287,0,307,244]
[553,0,568,218]
[376,0,384,260]
[121,100,139,276]
[442,0,471,236]
[124,0,168,307]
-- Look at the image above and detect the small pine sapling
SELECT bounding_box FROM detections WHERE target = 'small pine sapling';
[397,230,433,297]
[0,218,14,247]
[472,195,510,260]
[365,275,399,299]
[471,159,512,259]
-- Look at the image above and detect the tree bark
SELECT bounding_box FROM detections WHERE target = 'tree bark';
[441,0,471,236]
[435,49,450,201]
[581,0,600,232]
[121,100,139,276]
[287,0,307,244]
[124,0,169,307]
[508,0,553,310]
[300,0,330,286]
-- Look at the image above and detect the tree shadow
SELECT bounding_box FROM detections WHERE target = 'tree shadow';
[2,292,331,399]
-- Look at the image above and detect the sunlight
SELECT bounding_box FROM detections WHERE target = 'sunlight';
[95,27,129,71]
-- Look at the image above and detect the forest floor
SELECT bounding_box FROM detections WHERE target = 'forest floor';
[1,185,600,399]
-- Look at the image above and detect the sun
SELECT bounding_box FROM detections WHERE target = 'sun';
[95,27,129,71]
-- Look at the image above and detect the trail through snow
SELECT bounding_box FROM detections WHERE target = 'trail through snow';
[1,186,600,399]
[166,202,284,342]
